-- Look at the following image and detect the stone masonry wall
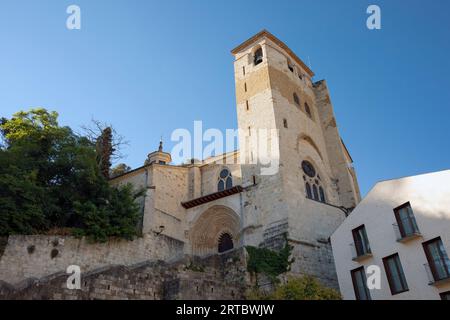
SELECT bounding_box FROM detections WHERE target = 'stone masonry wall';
[0,233,184,285]
[0,249,248,300]
[289,240,339,289]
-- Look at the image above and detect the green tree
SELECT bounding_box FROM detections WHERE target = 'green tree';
[110,163,131,178]
[247,276,341,300]
[0,108,143,241]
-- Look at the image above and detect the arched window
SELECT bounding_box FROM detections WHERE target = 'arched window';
[312,184,319,201]
[218,233,234,253]
[254,47,263,66]
[218,168,232,192]
[305,183,312,199]
[293,93,300,106]
[319,186,326,203]
[302,160,327,203]
[305,103,312,118]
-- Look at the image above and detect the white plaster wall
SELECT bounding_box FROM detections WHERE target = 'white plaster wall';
[331,170,450,300]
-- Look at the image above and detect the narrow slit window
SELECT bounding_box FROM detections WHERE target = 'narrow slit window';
[293,93,300,106]
[305,103,312,118]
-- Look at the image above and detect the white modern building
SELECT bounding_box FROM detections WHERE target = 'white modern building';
[331,170,450,300]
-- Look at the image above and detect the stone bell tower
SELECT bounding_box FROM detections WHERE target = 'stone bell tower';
[231,30,361,287]
[145,139,172,165]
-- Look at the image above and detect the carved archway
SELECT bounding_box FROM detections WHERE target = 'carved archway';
[190,206,240,256]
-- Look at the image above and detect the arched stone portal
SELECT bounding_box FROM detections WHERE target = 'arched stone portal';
[218,233,234,253]
[190,206,240,256]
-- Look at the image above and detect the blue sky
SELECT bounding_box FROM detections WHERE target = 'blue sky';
[1,0,449,196]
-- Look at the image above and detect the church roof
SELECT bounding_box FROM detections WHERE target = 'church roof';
[231,29,314,77]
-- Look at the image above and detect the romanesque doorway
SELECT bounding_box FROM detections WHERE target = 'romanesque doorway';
[218,233,234,253]
[190,206,240,256]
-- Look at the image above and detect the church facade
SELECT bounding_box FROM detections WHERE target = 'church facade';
[111,30,361,287]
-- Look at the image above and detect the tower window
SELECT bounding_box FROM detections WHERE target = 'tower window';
[305,103,312,118]
[246,100,249,111]
[242,66,246,76]
[283,119,288,128]
[287,59,294,72]
[253,47,263,66]
[244,82,247,92]
[218,168,233,192]
[293,93,300,106]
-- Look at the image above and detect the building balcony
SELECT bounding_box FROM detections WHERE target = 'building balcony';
[350,243,372,262]
[424,260,450,286]
[393,222,422,243]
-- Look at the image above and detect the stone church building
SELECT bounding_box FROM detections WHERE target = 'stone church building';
[110,30,361,287]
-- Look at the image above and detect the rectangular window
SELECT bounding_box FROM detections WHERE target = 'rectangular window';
[440,291,450,300]
[383,253,409,295]
[351,267,371,300]
[244,82,247,92]
[242,66,246,76]
[283,119,288,128]
[352,225,371,257]
[423,237,450,282]
[394,202,420,238]
[246,100,249,111]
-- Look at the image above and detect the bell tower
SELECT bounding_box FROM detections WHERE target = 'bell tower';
[231,30,361,288]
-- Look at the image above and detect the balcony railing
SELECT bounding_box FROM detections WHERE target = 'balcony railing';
[393,218,421,242]
[350,243,372,262]
[424,259,450,285]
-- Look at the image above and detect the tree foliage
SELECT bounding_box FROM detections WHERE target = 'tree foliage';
[246,239,294,282]
[110,163,131,178]
[96,127,114,179]
[0,108,143,241]
[247,275,342,300]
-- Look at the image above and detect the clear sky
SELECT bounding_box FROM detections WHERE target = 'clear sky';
[1,0,449,196]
